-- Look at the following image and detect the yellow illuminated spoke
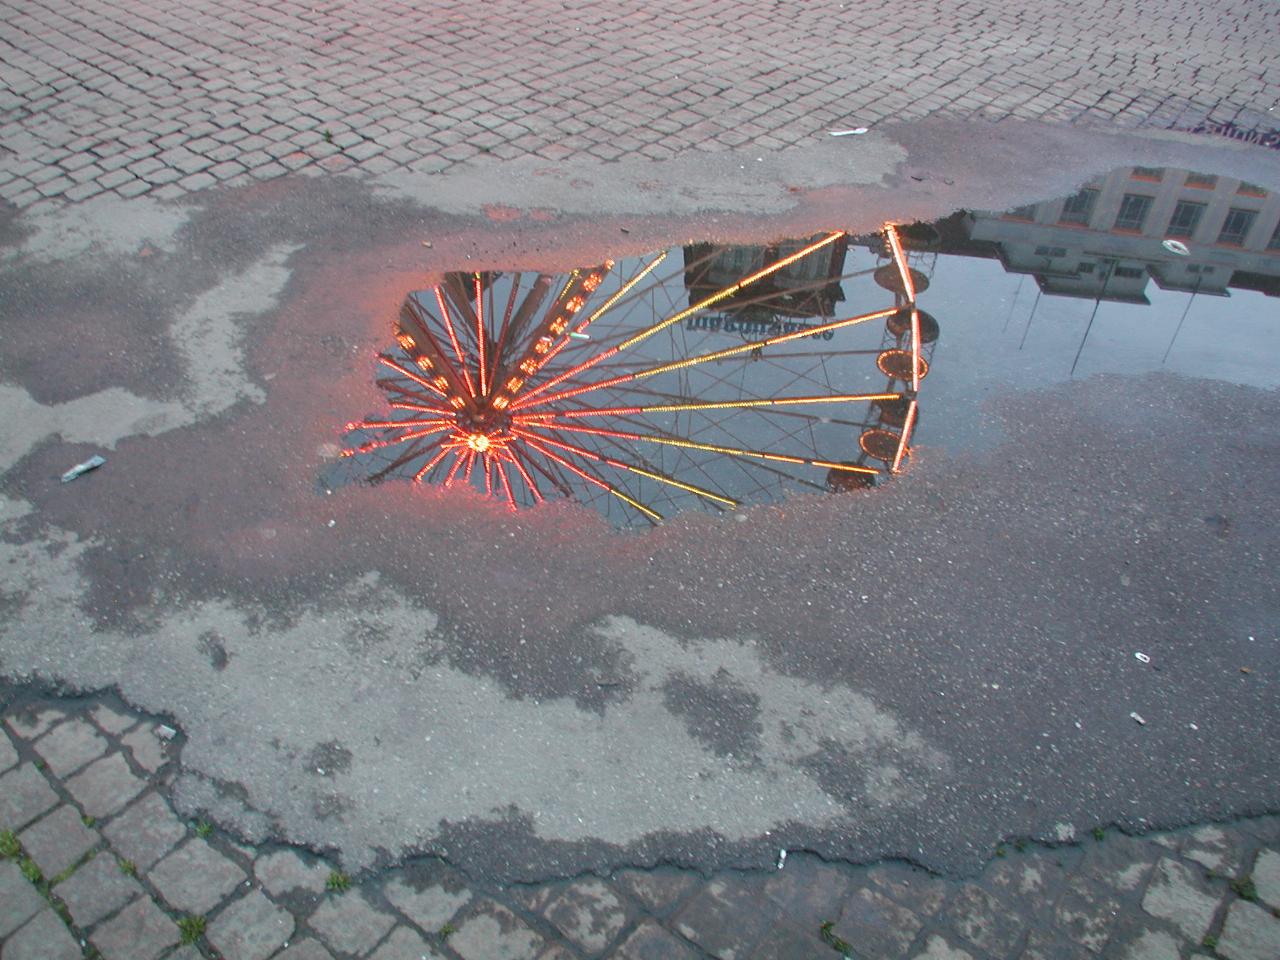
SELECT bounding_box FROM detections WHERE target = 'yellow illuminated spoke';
[513,234,843,410]
[515,307,896,411]
[520,392,900,421]
[617,232,844,351]
[519,435,663,523]
[514,426,738,508]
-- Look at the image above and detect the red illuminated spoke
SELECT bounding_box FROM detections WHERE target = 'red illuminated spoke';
[514,426,737,508]
[475,274,488,396]
[443,450,466,487]
[502,448,544,503]
[413,446,453,483]
[367,436,446,484]
[493,456,517,510]
[347,226,934,518]
[514,444,571,499]
[519,435,662,523]
[433,287,476,398]
[377,355,447,397]
[342,423,452,457]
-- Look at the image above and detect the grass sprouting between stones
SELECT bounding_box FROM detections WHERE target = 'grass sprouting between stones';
[179,915,206,943]
[326,869,352,893]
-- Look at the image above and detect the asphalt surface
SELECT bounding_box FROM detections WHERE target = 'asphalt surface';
[2,119,1279,883]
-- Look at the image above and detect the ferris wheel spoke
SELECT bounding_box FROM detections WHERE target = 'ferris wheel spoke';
[520,434,663,523]
[514,306,896,411]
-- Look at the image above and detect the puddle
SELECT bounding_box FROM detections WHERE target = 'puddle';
[1,161,1278,880]
[333,164,1280,524]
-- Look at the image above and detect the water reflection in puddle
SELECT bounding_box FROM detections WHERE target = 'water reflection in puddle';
[332,165,1279,523]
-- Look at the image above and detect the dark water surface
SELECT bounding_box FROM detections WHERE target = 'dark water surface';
[336,164,1280,525]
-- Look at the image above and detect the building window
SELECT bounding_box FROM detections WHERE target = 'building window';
[1217,207,1257,246]
[1185,173,1218,189]
[1188,265,1216,275]
[1077,262,1095,273]
[1268,220,1280,251]
[1058,188,1098,226]
[1114,194,1153,231]
[1237,181,1268,198]
[1113,266,1145,279]
[1034,245,1068,258]
[1131,167,1164,181]
[1165,200,1206,238]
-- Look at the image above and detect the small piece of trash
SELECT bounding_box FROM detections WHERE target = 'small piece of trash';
[829,128,868,136]
[1189,722,1199,730]
[1240,666,1253,674]
[1130,712,1146,725]
[421,240,432,247]
[777,848,787,869]
[1161,239,1191,256]
[1134,652,1151,663]
[61,455,106,483]
[619,227,630,234]
[156,724,177,741]
[327,519,336,528]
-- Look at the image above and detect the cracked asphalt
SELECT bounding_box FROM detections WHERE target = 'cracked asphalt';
[2,112,1278,885]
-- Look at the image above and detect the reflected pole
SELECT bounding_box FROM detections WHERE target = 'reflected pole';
[1070,258,1115,377]
[1161,273,1202,364]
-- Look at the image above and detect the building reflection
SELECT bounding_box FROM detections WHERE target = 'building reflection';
[682,235,850,322]
[680,231,936,486]
[926,166,1280,303]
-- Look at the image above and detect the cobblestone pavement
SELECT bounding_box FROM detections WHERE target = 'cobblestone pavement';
[2,696,1278,960]
[2,0,1279,210]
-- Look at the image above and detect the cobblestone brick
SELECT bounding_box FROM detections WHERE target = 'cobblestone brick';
[0,764,59,830]
[940,883,1025,956]
[120,725,167,773]
[89,704,136,735]
[103,792,186,870]
[277,940,336,960]
[207,889,295,960]
[1218,899,1280,960]
[148,839,247,914]
[0,861,46,938]
[6,708,66,740]
[54,848,145,927]
[19,804,97,877]
[0,734,17,773]
[3,907,82,960]
[1254,848,1280,909]
[615,919,699,960]
[65,753,145,818]
[449,900,546,960]
[834,886,924,958]
[309,890,397,955]
[674,880,778,958]
[368,925,445,960]
[382,864,472,931]
[613,868,699,915]
[543,878,628,953]
[91,896,180,960]
[1140,856,1221,943]
[255,848,331,896]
